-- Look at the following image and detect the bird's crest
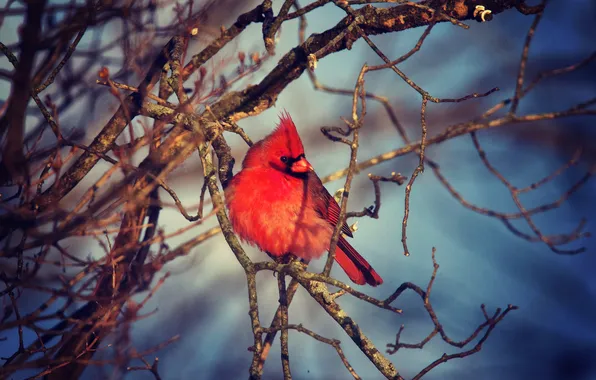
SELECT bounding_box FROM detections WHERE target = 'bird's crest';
[268,111,305,157]
[241,111,306,170]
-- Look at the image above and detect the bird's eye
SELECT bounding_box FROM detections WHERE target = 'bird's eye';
[280,156,289,163]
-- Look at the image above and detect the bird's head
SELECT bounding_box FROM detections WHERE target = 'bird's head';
[243,112,314,175]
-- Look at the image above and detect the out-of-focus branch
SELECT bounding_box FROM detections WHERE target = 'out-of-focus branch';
[0,0,46,183]
[262,323,361,380]
[470,132,592,254]
[385,249,518,380]
[321,102,595,185]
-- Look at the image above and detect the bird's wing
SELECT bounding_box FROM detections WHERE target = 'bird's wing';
[309,173,354,238]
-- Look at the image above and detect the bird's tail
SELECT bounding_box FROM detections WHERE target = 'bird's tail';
[334,236,383,286]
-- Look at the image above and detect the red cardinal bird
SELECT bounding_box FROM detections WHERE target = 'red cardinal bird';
[224,112,383,286]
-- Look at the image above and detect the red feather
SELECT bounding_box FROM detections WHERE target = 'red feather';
[225,113,383,286]
[309,173,383,286]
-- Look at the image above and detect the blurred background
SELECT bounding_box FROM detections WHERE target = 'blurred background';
[1,0,595,379]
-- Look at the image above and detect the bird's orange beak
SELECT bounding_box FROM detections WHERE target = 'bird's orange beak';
[291,157,313,173]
